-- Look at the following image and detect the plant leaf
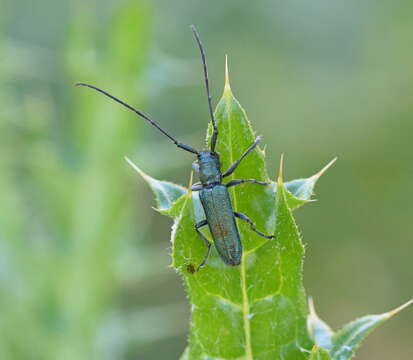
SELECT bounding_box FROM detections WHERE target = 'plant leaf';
[330,299,413,360]
[309,346,331,360]
[283,158,336,211]
[169,68,313,359]
[307,297,334,350]
[125,157,187,211]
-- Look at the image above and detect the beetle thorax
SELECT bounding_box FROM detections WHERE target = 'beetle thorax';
[197,151,221,185]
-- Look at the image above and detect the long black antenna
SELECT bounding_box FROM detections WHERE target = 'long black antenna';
[75,82,199,155]
[190,25,218,153]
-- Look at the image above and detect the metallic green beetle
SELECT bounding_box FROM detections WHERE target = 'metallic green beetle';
[76,25,274,270]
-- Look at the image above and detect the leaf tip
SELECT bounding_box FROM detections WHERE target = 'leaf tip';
[277,153,284,185]
[125,156,146,178]
[314,157,337,180]
[152,205,162,213]
[307,296,334,350]
[308,296,316,315]
[224,55,232,93]
[188,171,194,193]
[386,298,413,319]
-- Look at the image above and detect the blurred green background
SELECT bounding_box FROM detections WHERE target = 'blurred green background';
[1,0,412,359]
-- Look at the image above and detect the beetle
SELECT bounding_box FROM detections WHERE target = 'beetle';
[76,25,274,270]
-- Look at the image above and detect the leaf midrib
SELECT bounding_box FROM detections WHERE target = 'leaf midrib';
[224,93,254,360]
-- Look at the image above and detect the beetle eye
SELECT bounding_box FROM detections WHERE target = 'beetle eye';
[192,160,200,173]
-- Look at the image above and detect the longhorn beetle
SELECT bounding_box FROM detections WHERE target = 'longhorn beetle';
[76,25,274,270]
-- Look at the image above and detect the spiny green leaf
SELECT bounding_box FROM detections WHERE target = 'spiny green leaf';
[170,67,313,359]
[135,63,336,359]
[125,157,186,211]
[309,346,331,360]
[307,297,334,350]
[121,50,408,360]
[283,158,336,211]
[330,299,413,360]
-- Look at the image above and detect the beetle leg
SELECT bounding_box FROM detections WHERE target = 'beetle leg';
[222,136,262,177]
[226,179,268,187]
[192,183,203,191]
[234,211,275,239]
[195,219,212,269]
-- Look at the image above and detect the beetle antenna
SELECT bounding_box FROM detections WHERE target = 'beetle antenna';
[75,82,199,155]
[190,25,218,153]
